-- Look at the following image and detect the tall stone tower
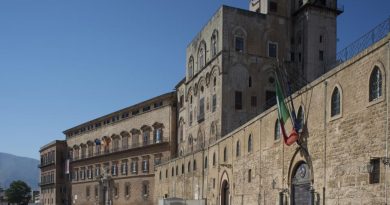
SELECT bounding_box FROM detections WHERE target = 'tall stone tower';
[250,0,342,87]
[290,0,342,84]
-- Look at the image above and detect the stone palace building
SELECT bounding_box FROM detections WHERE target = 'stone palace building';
[39,0,390,204]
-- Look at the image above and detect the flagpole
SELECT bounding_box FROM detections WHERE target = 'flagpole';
[274,63,295,128]
[282,63,299,130]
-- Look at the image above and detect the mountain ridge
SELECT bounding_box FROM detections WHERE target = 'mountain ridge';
[0,152,39,190]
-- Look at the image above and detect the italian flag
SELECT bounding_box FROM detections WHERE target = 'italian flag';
[276,77,298,146]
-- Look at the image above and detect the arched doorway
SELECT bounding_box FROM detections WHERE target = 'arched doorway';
[291,162,311,205]
[221,180,230,205]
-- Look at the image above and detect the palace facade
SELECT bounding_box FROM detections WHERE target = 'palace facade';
[39,0,390,205]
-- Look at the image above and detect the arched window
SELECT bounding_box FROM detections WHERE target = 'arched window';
[248,134,253,153]
[179,123,184,142]
[188,161,191,172]
[171,167,174,177]
[179,149,183,157]
[331,87,341,117]
[181,164,184,174]
[369,66,382,101]
[204,157,208,169]
[165,169,168,178]
[297,106,304,128]
[212,152,216,166]
[211,30,218,57]
[213,77,217,87]
[275,120,281,140]
[159,171,161,180]
[234,27,246,52]
[236,141,241,157]
[188,56,194,79]
[248,169,252,183]
[176,166,178,176]
[193,160,197,171]
[198,42,206,71]
[223,147,227,162]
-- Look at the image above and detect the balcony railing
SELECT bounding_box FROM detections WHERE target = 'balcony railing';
[71,138,168,162]
[38,161,55,168]
[39,181,55,186]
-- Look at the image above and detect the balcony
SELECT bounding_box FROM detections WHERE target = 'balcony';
[38,161,55,168]
[71,137,169,162]
[39,181,55,186]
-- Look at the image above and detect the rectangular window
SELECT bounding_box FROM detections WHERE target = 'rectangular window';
[235,91,242,110]
[370,158,380,184]
[212,94,217,112]
[155,128,162,143]
[131,161,137,174]
[125,184,130,197]
[290,52,295,62]
[189,111,193,126]
[86,186,90,197]
[94,186,98,197]
[95,165,100,177]
[268,42,278,58]
[142,106,150,112]
[131,110,139,115]
[114,186,118,197]
[112,164,117,176]
[80,168,85,180]
[248,169,252,183]
[143,132,149,145]
[121,161,128,175]
[198,98,205,122]
[319,35,323,43]
[142,159,149,173]
[154,101,163,108]
[88,166,93,179]
[269,2,277,12]
[319,50,324,61]
[251,96,257,107]
[121,112,129,119]
[298,53,302,62]
[235,37,244,52]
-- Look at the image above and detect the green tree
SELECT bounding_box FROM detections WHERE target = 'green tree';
[5,180,31,205]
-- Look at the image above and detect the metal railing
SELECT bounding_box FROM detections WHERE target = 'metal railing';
[327,17,390,69]
[38,160,55,168]
[71,138,168,162]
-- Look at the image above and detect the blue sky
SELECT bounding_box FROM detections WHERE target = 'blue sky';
[0,0,389,160]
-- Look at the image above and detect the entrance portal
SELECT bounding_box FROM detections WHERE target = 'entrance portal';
[221,180,229,205]
[291,163,311,205]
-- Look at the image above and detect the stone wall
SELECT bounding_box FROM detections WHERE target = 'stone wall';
[155,36,390,205]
